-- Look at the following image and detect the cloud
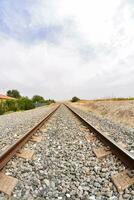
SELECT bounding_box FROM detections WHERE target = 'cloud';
[0,0,64,43]
[0,0,134,99]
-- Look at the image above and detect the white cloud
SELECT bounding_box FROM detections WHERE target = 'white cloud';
[0,0,134,99]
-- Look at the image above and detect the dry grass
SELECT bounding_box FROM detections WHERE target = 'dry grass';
[72,100,134,128]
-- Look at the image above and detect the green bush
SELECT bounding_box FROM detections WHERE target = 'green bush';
[49,99,55,103]
[0,95,55,115]
[32,95,45,103]
[0,102,5,115]
[18,97,35,110]
[71,96,80,102]
[4,99,18,112]
[44,99,55,105]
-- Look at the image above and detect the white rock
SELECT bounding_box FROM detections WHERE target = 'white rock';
[66,193,71,198]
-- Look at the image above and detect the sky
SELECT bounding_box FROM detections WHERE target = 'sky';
[0,0,134,100]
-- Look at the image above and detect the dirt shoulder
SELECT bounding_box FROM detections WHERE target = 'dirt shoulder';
[71,100,134,129]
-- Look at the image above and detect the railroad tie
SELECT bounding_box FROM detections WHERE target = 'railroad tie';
[93,147,112,159]
[30,135,42,143]
[16,149,35,160]
[0,172,18,196]
[111,170,134,192]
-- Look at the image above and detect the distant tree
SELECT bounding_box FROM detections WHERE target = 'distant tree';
[44,99,55,105]
[49,99,55,103]
[32,95,45,103]
[7,89,21,99]
[71,96,80,102]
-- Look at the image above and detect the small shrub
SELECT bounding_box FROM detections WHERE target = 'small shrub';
[4,99,18,112]
[32,95,45,103]
[0,102,5,115]
[71,96,80,102]
[43,99,55,105]
[18,97,35,110]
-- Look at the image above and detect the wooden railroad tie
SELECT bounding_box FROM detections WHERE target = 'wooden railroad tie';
[0,172,18,196]
[30,135,42,143]
[85,134,97,142]
[93,147,112,158]
[16,149,35,160]
[41,128,48,132]
[112,170,134,192]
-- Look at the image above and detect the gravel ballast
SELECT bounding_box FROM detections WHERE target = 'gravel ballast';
[0,105,133,199]
[0,104,57,152]
[70,103,134,154]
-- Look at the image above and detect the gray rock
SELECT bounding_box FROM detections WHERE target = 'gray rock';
[43,179,50,187]
[2,105,133,199]
[88,195,96,200]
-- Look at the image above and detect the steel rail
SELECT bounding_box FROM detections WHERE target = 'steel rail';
[0,104,60,171]
[65,104,134,169]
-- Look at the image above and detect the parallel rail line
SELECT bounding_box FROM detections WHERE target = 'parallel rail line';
[0,103,134,196]
[0,103,133,172]
[0,104,60,171]
[65,104,134,170]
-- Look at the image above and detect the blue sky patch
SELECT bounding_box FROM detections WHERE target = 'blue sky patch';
[0,0,63,44]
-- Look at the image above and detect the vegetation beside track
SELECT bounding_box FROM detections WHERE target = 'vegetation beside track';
[71,96,80,102]
[0,89,55,115]
[94,97,134,101]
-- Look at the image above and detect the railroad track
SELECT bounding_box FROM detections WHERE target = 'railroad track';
[0,104,60,171]
[0,104,60,196]
[65,104,134,169]
[64,104,134,193]
[0,104,134,198]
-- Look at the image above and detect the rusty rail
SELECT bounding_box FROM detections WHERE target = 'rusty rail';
[0,104,60,171]
[65,104,134,169]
